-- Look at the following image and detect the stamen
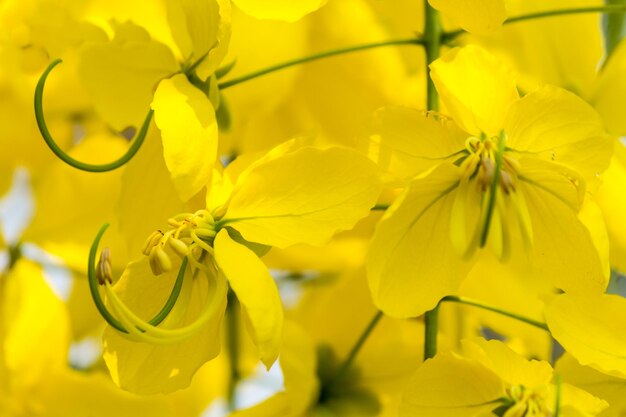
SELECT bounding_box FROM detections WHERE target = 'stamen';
[96,247,113,285]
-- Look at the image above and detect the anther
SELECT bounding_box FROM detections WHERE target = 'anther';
[142,230,164,256]
[96,247,113,285]
[149,245,172,275]
[168,237,189,258]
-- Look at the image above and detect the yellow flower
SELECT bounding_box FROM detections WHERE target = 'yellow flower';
[98,144,382,394]
[78,0,231,202]
[400,338,607,417]
[367,45,612,318]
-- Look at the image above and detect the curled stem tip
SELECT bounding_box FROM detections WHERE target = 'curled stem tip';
[87,223,188,333]
[35,59,153,173]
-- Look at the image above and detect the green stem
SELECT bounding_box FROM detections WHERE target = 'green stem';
[440,296,549,331]
[424,3,442,112]
[327,310,383,388]
[423,305,440,360]
[226,290,240,410]
[422,2,443,362]
[443,5,626,41]
[218,38,424,90]
[87,223,187,333]
[35,59,153,173]
[554,374,562,417]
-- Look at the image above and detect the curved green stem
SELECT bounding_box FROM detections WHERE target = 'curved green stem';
[440,296,549,331]
[35,59,153,173]
[218,38,424,90]
[443,5,626,41]
[326,310,383,389]
[88,223,188,333]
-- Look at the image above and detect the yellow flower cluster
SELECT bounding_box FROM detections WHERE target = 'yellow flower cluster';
[1,0,626,416]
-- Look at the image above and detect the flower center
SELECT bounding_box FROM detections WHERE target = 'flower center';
[502,384,551,417]
[142,209,218,275]
[450,132,533,261]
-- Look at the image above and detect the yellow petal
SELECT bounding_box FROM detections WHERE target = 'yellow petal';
[78,21,178,131]
[38,371,178,417]
[166,0,231,79]
[223,146,381,248]
[103,257,227,394]
[504,85,612,185]
[519,162,608,294]
[3,260,70,387]
[546,294,626,378]
[367,164,473,318]
[477,0,603,97]
[461,338,552,388]
[358,106,467,183]
[399,352,505,417]
[232,0,327,22]
[597,141,626,272]
[214,230,283,368]
[22,133,128,273]
[557,353,624,417]
[116,128,185,256]
[430,45,518,136]
[591,36,626,135]
[151,74,218,202]
[429,0,507,35]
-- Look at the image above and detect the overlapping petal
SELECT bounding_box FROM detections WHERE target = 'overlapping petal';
[546,294,626,378]
[224,147,382,248]
[103,257,227,394]
[430,45,519,136]
[78,22,178,131]
[367,164,473,318]
[152,74,218,202]
[214,230,283,368]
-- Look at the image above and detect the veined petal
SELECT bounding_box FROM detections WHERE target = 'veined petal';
[152,74,218,202]
[214,230,283,368]
[223,147,382,249]
[518,160,608,294]
[232,0,327,22]
[546,294,626,378]
[103,257,227,394]
[359,106,467,183]
[78,21,178,131]
[430,45,518,136]
[399,352,505,417]
[367,164,474,318]
[166,0,231,79]
[429,0,507,35]
[504,85,612,185]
